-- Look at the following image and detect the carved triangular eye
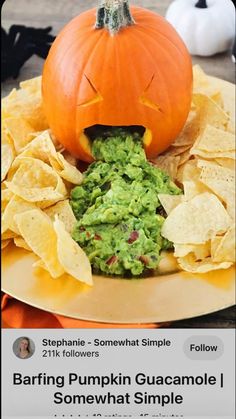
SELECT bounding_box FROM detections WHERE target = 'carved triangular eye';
[77,74,103,107]
[139,74,163,113]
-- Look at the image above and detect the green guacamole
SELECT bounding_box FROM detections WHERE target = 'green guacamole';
[71,128,181,276]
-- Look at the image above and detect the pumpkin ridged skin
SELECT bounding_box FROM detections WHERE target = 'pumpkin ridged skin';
[42,6,192,162]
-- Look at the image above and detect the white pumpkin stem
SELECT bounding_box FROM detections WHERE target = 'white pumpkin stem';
[95,0,135,35]
[195,0,208,8]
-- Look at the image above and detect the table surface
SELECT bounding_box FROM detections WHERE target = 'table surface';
[1,0,235,328]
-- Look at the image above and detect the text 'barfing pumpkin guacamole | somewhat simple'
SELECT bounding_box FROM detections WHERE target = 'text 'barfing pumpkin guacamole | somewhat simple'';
[70,129,181,277]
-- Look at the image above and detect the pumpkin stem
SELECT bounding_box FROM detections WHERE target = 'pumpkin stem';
[95,0,135,35]
[195,0,207,8]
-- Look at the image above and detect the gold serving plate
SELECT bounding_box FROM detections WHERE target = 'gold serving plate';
[1,245,235,323]
[1,76,235,324]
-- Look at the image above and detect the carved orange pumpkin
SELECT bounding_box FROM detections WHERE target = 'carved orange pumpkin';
[42,0,192,162]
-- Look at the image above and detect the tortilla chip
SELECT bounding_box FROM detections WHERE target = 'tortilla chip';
[176,160,199,184]
[161,192,231,244]
[53,216,93,286]
[158,194,183,215]
[19,76,42,92]
[32,259,48,270]
[1,130,15,181]
[172,110,201,148]
[4,117,34,152]
[177,149,192,166]
[6,157,67,205]
[192,93,229,131]
[2,195,37,235]
[174,242,211,259]
[13,130,57,163]
[1,188,14,213]
[1,239,11,249]
[1,230,18,240]
[178,253,232,273]
[14,236,31,251]
[151,155,180,180]
[225,196,235,221]
[15,209,64,278]
[50,152,83,185]
[215,158,235,170]
[45,200,76,234]
[211,226,235,263]
[191,149,234,160]
[14,130,83,185]
[63,151,77,167]
[193,125,234,152]
[198,160,235,216]
[1,143,15,182]
[2,76,48,131]
[193,65,222,105]
[183,180,209,201]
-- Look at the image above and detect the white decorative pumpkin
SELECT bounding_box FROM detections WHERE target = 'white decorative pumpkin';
[166,0,235,56]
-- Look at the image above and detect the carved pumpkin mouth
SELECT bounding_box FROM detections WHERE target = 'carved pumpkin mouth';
[80,124,151,159]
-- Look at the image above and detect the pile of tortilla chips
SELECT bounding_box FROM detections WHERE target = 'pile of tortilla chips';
[1,77,92,286]
[154,66,235,273]
[1,66,235,279]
